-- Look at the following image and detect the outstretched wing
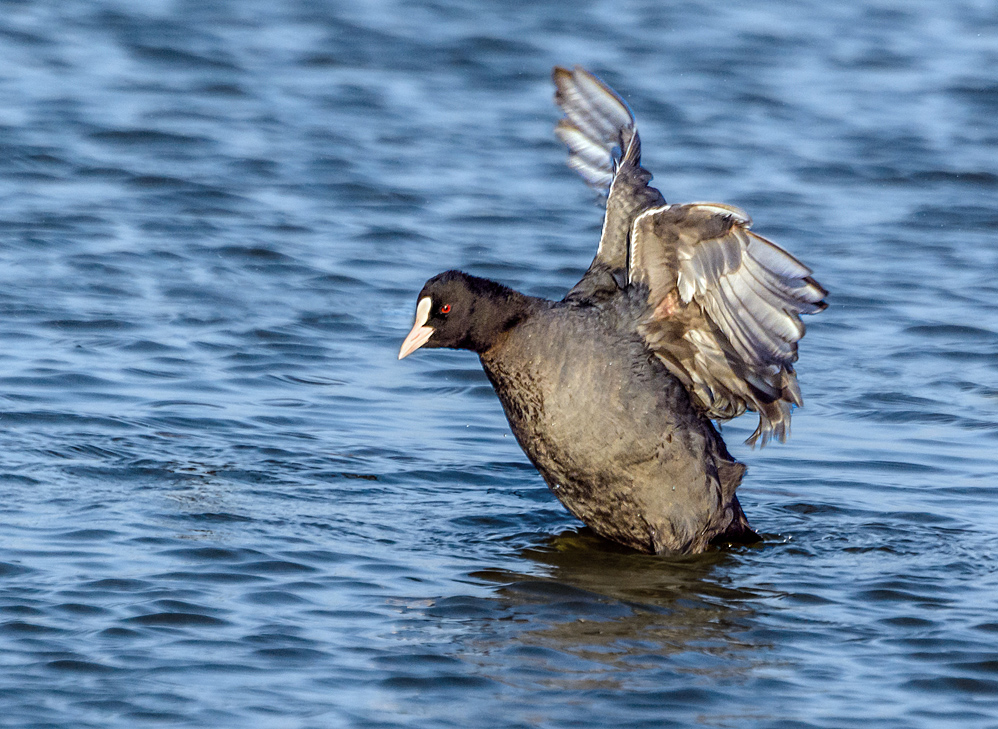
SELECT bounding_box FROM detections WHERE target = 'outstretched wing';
[629,203,827,446]
[552,66,664,275]
[553,66,827,445]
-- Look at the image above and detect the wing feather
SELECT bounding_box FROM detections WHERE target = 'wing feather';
[735,270,806,342]
[631,203,827,445]
[566,157,614,189]
[553,66,634,195]
[555,120,614,170]
[719,275,793,363]
[553,66,664,277]
[572,70,634,133]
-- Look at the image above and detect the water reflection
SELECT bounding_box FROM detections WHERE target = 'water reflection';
[463,529,773,688]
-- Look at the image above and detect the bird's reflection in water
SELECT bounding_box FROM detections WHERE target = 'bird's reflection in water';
[463,528,776,689]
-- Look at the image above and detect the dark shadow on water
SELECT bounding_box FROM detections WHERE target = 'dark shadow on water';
[487,526,770,605]
[450,528,778,688]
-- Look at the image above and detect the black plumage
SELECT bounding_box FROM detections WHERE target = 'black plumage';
[399,67,826,554]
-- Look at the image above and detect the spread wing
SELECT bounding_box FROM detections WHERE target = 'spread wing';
[629,203,828,446]
[552,66,664,277]
[552,66,827,446]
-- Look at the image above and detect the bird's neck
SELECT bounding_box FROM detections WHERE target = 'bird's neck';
[462,278,540,354]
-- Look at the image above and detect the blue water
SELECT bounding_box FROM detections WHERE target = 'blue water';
[0,0,997,727]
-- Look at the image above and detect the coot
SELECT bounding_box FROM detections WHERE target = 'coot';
[399,67,827,554]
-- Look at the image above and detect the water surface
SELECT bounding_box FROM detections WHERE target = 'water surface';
[0,1,997,727]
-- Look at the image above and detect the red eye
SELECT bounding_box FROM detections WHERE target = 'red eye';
[440,304,451,314]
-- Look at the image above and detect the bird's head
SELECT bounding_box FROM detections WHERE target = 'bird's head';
[398,271,531,358]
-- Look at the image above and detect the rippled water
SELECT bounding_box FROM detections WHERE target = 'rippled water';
[0,0,996,726]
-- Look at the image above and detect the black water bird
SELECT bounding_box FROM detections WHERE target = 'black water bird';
[399,67,827,554]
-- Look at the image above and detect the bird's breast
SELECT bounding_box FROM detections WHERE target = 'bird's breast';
[479,312,679,475]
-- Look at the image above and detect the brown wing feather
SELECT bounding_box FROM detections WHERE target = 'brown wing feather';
[553,66,664,272]
[630,203,827,446]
